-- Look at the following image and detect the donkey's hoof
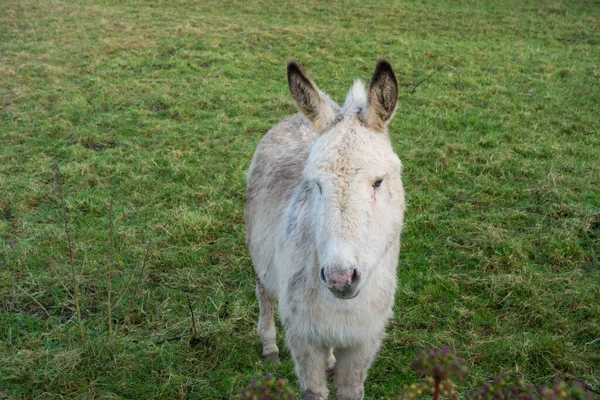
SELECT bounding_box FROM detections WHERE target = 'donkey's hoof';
[264,351,281,365]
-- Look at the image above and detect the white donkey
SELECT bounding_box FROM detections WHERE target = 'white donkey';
[245,59,405,400]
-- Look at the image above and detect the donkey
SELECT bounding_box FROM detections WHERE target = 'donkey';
[245,59,405,400]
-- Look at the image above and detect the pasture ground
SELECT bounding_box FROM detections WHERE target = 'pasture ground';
[1,0,599,398]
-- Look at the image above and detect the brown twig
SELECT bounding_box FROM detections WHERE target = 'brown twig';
[53,163,86,345]
[154,297,199,346]
[155,335,184,345]
[114,264,136,310]
[411,63,449,94]
[411,64,446,94]
[107,197,114,336]
[187,295,197,337]
[565,373,600,396]
[14,283,52,319]
[433,377,440,400]
[127,239,152,314]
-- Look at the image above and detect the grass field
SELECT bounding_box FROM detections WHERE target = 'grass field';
[1,0,599,398]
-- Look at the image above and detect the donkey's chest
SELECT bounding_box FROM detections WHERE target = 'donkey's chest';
[280,288,393,347]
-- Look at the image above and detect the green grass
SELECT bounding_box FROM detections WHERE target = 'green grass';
[1,0,599,398]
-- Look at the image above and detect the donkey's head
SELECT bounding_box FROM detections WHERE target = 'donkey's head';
[288,60,405,300]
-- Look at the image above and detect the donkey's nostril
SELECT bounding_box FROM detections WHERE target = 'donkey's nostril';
[351,268,360,284]
[320,268,326,283]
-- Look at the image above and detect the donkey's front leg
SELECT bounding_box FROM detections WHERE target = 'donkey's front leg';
[287,335,328,399]
[333,339,382,400]
[325,347,336,380]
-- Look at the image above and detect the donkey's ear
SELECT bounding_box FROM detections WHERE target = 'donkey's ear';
[287,61,338,133]
[363,59,398,133]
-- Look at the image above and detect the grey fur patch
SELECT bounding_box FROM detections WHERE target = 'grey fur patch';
[301,389,325,400]
[322,112,344,132]
[268,164,300,191]
[287,180,311,235]
[287,269,307,306]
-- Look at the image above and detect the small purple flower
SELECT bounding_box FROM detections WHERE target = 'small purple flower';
[242,375,297,400]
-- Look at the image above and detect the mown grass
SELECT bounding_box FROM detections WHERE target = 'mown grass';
[1,0,599,398]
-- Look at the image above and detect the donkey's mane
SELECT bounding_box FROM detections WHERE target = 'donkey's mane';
[342,79,368,116]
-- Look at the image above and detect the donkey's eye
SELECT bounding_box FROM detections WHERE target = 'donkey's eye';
[315,182,322,194]
[373,179,383,189]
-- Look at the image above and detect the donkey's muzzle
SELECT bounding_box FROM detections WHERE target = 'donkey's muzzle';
[320,265,361,299]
